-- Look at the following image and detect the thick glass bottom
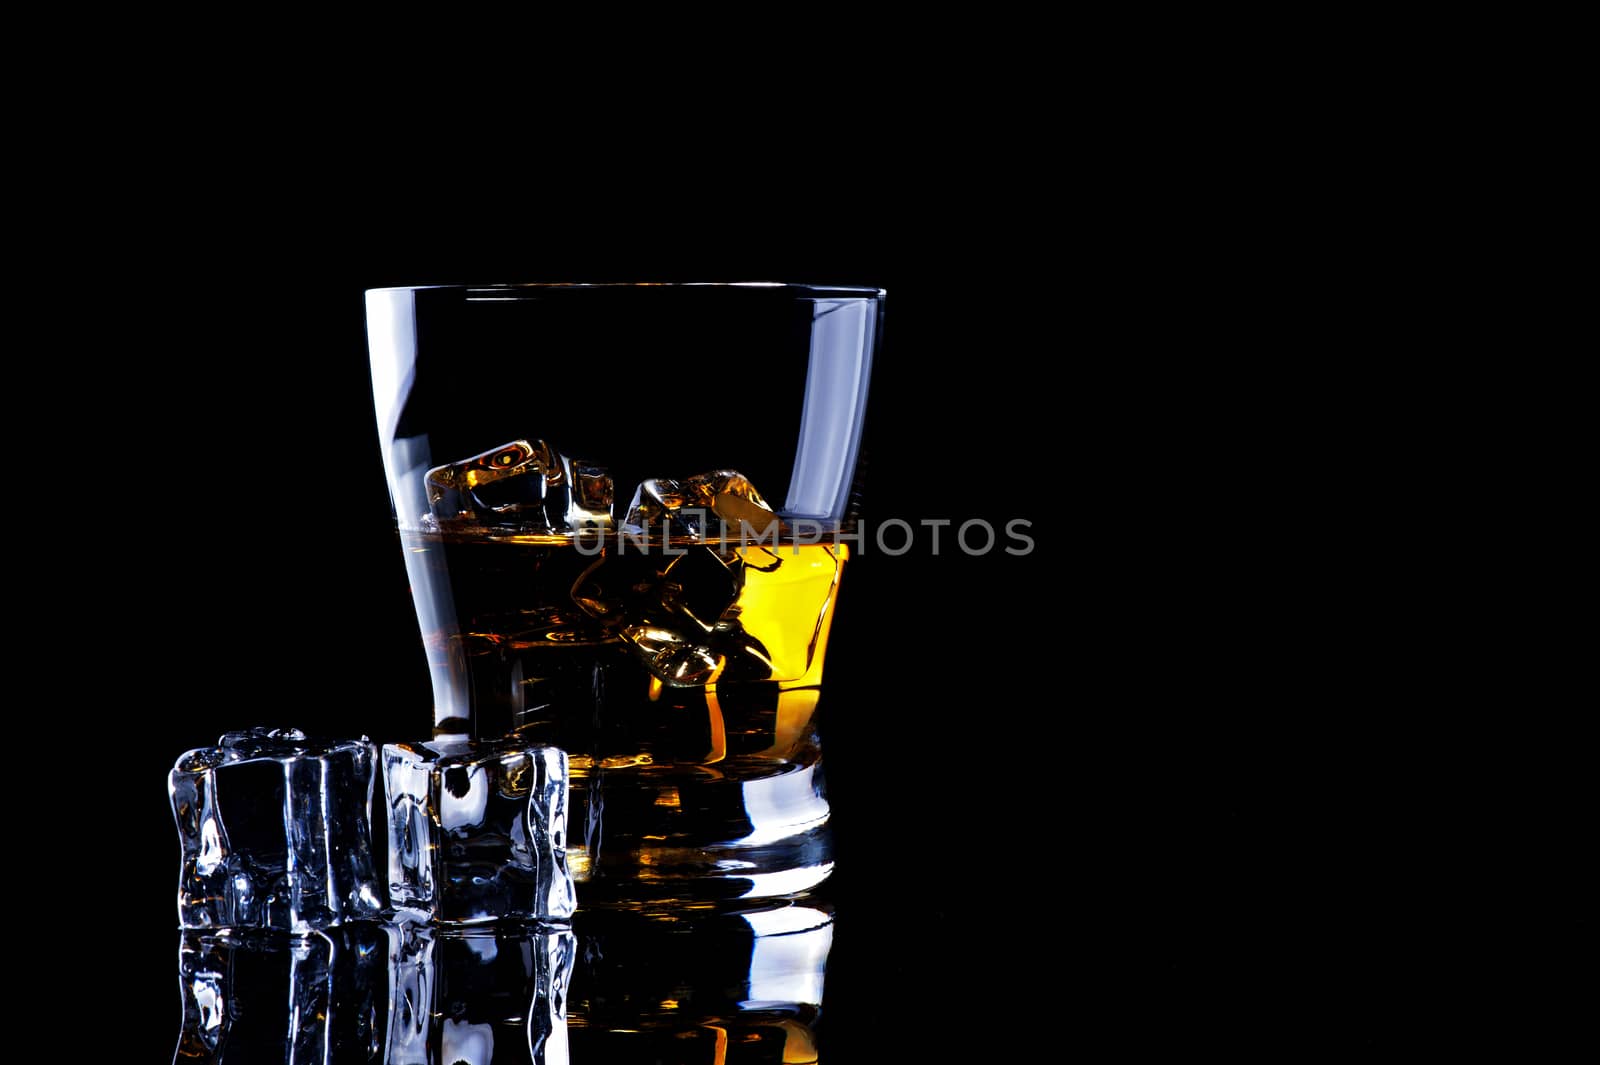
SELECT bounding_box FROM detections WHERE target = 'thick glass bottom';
[567,757,834,907]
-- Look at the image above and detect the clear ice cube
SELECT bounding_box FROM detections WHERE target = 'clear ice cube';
[622,468,777,539]
[425,438,613,533]
[388,921,575,1065]
[384,737,574,924]
[169,727,383,933]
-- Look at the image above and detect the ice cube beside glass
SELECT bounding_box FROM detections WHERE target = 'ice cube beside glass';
[168,728,383,933]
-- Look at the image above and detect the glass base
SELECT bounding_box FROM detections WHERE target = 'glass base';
[566,756,834,907]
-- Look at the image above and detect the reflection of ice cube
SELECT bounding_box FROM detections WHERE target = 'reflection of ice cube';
[622,469,776,539]
[388,921,574,1065]
[383,737,574,924]
[168,727,383,933]
[425,438,612,533]
[175,922,389,1062]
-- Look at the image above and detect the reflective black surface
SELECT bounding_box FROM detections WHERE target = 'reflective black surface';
[173,902,832,1063]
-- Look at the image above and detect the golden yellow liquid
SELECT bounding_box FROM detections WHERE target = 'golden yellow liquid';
[403,534,845,769]
[398,532,846,898]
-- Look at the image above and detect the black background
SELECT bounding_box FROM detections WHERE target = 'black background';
[25,57,1585,1051]
[64,199,1371,1057]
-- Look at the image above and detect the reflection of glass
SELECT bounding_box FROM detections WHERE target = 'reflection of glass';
[366,284,882,906]
[572,899,833,1063]
[174,920,574,1064]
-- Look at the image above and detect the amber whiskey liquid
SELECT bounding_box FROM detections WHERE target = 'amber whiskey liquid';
[400,530,845,903]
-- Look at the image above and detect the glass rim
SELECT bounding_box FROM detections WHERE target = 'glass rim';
[364,280,885,298]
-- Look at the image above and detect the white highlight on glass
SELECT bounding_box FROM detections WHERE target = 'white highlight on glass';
[784,298,877,519]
